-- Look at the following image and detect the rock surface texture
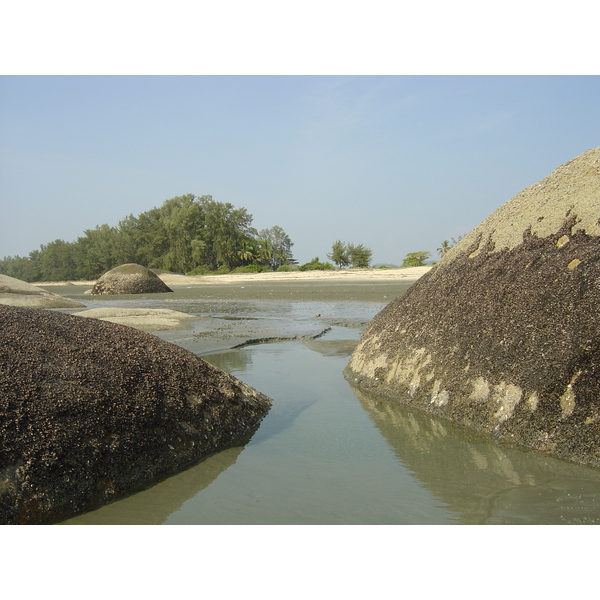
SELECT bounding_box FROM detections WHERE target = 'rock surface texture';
[0,305,271,524]
[0,274,84,308]
[91,263,173,295]
[346,147,600,467]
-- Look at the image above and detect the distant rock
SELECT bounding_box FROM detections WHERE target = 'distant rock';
[346,147,600,468]
[91,264,173,295]
[0,304,271,524]
[0,273,84,308]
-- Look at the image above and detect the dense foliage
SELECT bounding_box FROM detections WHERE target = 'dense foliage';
[327,240,373,268]
[297,257,334,271]
[0,194,296,282]
[401,251,431,267]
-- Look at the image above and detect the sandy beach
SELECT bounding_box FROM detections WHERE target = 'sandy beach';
[158,266,432,286]
[38,266,432,288]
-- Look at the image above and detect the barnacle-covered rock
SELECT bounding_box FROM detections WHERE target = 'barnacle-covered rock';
[0,305,271,524]
[91,263,173,295]
[346,147,600,468]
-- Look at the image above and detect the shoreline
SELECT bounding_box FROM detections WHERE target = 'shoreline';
[36,266,433,288]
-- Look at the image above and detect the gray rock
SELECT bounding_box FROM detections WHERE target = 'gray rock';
[91,263,173,295]
[346,147,600,468]
[0,305,271,524]
[0,274,85,308]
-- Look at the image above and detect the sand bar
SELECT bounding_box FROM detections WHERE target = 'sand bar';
[37,266,432,288]
[37,268,432,352]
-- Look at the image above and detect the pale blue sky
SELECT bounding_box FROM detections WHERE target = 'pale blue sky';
[1,75,599,266]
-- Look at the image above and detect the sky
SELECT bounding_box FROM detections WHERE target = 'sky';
[1,74,599,266]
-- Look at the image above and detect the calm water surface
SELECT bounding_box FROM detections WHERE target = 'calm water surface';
[58,286,600,525]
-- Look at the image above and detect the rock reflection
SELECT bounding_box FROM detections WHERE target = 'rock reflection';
[352,386,600,524]
[60,445,245,525]
[203,348,255,375]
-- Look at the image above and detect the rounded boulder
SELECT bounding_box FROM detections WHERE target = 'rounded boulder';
[91,264,173,295]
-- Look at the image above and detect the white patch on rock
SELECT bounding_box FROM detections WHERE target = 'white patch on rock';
[526,391,539,411]
[560,370,582,418]
[469,376,491,402]
[492,382,523,424]
[429,380,450,407]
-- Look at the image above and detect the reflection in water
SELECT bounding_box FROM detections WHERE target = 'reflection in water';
[204,349,319,439]
[204,347,255,374]
[50,286,600,525]
[62,445,246,525]
[352,386,600,524]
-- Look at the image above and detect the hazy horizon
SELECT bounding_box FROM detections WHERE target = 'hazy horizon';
[1,75,598,268]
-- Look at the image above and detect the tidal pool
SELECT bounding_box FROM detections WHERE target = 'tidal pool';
[56,285,600,525]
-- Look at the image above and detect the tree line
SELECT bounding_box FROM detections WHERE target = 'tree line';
[0,191,465,282]
[0,194,295,282]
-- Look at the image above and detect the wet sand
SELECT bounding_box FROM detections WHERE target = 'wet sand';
[40,264,600,526]
[38,268,431,355]
[39,267,432,304]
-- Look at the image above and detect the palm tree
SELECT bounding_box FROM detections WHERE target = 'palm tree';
[256,239,273,268]
[437,240,451,257]
[237,241,255,265]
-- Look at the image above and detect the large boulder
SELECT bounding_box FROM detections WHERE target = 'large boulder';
[91,263,173,295]
[0,305,271,524]
[346,147,600,468]
[0,274,84,308]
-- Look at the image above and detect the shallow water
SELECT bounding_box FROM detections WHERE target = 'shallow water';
[57,286,600,525]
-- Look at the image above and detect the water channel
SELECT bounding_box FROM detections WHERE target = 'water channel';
[52,283,600,525]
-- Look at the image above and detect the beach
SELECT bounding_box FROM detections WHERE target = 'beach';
[38,266,432,303]
[38,268,430,355]
[157,266,432,285]
[55,269,600,525]
[27,264,600,525]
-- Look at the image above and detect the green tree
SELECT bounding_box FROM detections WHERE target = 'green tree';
[327,240,349,268]
[258,226,295,270]
[237,240,256,265]
[437,240,451,257]
[0,250,43,281]
[37,239,78,281]
[328,240,372,268]
[159,194,206,273]
[74,224,122,279]
[201,196,256,270]
[297,257,334,271]
[348,243,372,268]
[401,251,431,267]
[0,193,295,281]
